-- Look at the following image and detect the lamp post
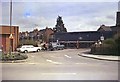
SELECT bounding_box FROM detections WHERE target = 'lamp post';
[100,35,104,54]
[94,42,98,53]
[9,0,13,55]
[78,37,82,48]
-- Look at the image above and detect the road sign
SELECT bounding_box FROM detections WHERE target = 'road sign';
[100,36,104,41]
[9,34,13,39]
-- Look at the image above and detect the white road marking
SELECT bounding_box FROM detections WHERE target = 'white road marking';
[46,59,62,64]
[27,63,37,65]
[41,73,76,75]
[75,63,88,65]
[64,55,71,58]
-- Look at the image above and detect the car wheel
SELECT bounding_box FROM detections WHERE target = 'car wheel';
[24,50,28,53]
[37,49,40,52]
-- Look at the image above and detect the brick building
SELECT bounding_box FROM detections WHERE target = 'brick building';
[43,27,54,43]
[0,25,19,52]
[19,27,54,44]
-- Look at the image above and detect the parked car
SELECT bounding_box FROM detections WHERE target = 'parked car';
[17,45,42,53]
[0,49,2,52]
[50,42,64,50]
[0,48,2,54]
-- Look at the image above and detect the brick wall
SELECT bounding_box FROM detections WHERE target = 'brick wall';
[0,25,19,52]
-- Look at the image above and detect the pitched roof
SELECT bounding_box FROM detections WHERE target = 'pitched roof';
[97,25,112,31]
[53,31,116,42]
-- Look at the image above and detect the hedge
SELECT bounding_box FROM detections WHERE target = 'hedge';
[0,52,28,61]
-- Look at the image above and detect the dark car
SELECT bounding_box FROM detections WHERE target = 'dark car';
[51,42,64,50]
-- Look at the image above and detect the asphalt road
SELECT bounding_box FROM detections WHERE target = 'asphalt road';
[1,49,119,80]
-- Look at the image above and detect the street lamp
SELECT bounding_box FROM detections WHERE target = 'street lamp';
[100,35,104,53]
[9,0,13,54]
[78,37,82,48]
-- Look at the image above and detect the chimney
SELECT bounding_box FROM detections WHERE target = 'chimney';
[116,12,120,26]
[116,1,120,26]
[118,1,120,11]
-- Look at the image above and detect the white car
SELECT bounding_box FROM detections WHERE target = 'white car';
[0,49,2,54]
[17,45,42,53]
[0,49,2,52]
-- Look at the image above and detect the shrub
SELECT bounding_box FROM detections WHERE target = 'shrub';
[103,38,116,46]
[91,45,115,55]
[0,53,28,61]
[114,33,120,55]
[91,32,120,56]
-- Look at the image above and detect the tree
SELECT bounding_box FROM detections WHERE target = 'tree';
[53,16,67,33]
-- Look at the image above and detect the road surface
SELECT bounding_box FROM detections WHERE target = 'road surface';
[1,49,118,80]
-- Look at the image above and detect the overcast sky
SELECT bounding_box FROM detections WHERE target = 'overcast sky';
[1,0,119,32]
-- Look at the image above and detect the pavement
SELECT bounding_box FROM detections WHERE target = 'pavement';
[78,52,120,61]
